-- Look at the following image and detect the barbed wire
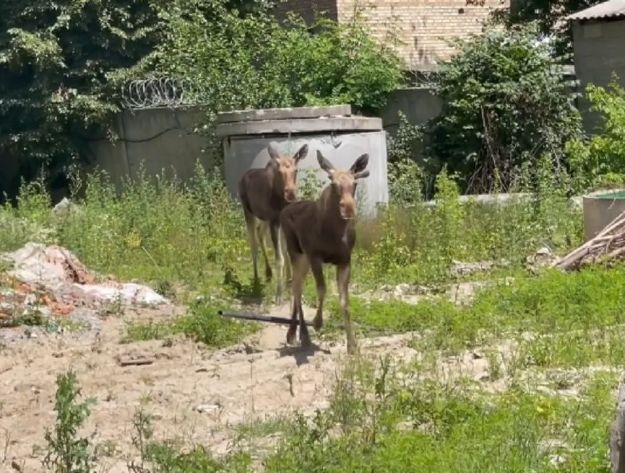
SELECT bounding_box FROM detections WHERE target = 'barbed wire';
[120,77,190,109]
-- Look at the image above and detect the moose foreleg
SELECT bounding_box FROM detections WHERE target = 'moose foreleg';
[337,263,357,355]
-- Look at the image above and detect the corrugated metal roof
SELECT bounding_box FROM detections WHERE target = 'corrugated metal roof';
[567,0,625,21]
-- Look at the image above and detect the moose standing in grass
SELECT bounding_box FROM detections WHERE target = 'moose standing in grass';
[281,151,370,354]
[238,142,309,304]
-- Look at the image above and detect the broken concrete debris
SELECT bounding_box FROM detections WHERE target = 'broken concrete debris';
[0,242,168,327]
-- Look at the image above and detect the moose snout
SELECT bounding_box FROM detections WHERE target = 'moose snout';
[339,201,356,220]
[284,188,297,202]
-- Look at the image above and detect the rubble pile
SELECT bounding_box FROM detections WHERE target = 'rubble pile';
[0,243,168,327]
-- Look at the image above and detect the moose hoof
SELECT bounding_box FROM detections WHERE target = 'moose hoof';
[313,314,323,331]
[286,325,297,345]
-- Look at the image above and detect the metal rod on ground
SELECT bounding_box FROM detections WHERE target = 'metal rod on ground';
[218,310,314,326]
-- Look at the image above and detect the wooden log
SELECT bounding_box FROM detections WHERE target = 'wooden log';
[554,210,625,270]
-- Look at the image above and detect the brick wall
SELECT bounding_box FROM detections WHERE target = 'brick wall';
[274,0,509,70]
[338,0,509,70]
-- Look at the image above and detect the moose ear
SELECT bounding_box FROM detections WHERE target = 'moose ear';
[293,144,309,163]
[317,150,335,177]
[267,143,280,161]
[354,170,370,180]
[350,154,369,175]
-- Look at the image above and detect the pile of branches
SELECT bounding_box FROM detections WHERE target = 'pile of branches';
[553,210,625,270]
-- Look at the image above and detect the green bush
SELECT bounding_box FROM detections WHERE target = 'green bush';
[430,23,581,193]
[567,79,625,188]
[0,0,162,179]
[44,371,94,473]
[148,0,404,115]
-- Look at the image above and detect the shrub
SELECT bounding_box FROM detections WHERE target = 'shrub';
[387,113,425,204]
[43,371,94,473]
[567,79,625,189]
[430,23,581,193]
[149,0,404,115]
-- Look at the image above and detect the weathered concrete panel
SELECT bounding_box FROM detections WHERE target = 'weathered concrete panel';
[216,105,352,123]
[88,107,213,189]
[223,132,389,216]
[381,87,444,132]
[572,19,625,134]
[216,116,382,137]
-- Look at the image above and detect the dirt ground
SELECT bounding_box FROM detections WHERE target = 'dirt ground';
[0,294,501,473]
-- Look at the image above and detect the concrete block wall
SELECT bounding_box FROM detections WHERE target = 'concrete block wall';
[572,19,625,134]
[273,0,338,23]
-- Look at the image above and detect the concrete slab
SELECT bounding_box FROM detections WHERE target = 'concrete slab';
[216,116,382,137]
[216,105,352,124]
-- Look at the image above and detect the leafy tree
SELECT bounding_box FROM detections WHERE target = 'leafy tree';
[505,0,603,54]
[147,0,404,115]
[0,0,163,191]
[429,24,582,193]
[567,79,625,188]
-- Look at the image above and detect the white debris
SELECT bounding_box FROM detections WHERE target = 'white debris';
[3,243,169,310]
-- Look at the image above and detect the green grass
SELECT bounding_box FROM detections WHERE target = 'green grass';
[261,364,615,473]
[125,300,258,347]
[0,164,581,302]
[321,266,625,360]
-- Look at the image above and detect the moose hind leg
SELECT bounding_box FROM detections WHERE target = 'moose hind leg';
[310,258,326,331]
[288,254,309,346]
[244,214,259,282]
[337,263,357,354]
[269,223,285,305]
[256,221,272,281]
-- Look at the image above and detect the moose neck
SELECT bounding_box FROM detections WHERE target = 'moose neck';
[317,184,351,235]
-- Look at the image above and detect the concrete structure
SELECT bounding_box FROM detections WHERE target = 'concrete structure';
[568,0,625,133]
[582,189,625,241]
[273,0,510,70]
[216,105,389,216]
[381,87,444,132]
[87,107,213,188]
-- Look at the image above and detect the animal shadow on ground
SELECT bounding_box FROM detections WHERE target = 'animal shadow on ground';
[278,342,331,366]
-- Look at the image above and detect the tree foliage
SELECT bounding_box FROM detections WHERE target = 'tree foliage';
[429,24,581,193]
[0,0,163,183]
[567,80,625,188]
[506,0,603,54]
[146,0,404,115]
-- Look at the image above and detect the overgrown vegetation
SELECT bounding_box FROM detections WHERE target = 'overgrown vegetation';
[152,1,403,115]
[568,79,625,189]
[0,0,164,190]
[429,24,581,193]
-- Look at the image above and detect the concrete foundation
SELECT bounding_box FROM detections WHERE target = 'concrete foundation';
[582,189,625,241]
[217,105,389,216]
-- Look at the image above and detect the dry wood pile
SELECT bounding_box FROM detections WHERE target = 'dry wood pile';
[553,210,625,270]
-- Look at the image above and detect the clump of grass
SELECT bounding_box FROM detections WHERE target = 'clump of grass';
[125,300,257,347]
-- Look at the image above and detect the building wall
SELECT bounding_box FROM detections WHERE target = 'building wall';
[572,19,625,134]
[272,0,338,23]
[87,107,214,191]
[274,0,509,70]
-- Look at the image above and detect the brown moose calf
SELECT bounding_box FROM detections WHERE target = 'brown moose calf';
[280,150,370,354]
